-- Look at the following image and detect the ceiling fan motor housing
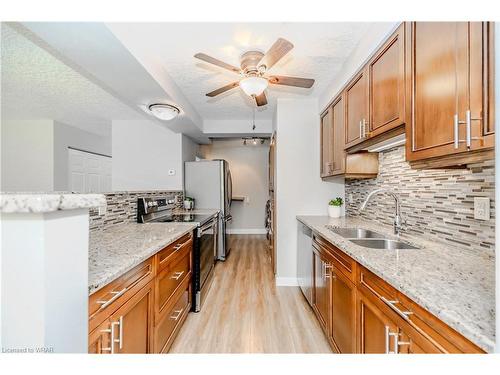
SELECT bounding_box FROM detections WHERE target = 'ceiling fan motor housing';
[240,51,265,75]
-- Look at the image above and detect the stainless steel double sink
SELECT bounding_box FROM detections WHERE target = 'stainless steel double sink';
[328,227,419,250]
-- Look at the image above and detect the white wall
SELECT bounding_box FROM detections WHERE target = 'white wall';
[53,121,112,191]
[275,98,344,285]
[319,22,399,111]
[200,139,269,233]
[203,119,273,137]
[112,120,183,191]
[1,119,54,191]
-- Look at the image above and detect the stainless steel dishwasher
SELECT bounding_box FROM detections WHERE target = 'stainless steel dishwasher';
[297,221,313,305]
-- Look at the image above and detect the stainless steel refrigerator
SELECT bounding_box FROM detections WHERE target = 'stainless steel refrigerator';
[184,159,232,261]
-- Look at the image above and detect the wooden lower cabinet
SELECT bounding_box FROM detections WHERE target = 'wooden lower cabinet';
[312,245,331,332]
[358,292,397,353]
[88,232,194,354]
[330,267,356,353]
[109,281,154,354]
[88,319,112,354]
[310,233,485,354]
[154,278,191,353]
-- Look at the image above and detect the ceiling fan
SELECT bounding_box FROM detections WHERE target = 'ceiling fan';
[194,38,315,107]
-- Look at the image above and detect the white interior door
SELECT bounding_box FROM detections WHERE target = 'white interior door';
[68,148,112,193]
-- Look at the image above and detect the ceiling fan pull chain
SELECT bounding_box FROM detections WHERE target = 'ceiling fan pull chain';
[252,108,256,131]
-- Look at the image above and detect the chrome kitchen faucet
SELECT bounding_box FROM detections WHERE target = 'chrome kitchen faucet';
[360,188,404,235]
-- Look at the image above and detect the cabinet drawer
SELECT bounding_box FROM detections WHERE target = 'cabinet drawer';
[89,257,154,332]
[154,277,191,353]
[313,233,356,281]
[156,245,191,320]
[157,232,193,273]
[357,265,484,353]
[357,265,397,303]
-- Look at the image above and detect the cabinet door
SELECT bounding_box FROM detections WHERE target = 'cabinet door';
[368,23,405,137]
[320,109,333,177]
[345,69,368,148]
[88,319,112,354]
[110,281,154,354]
[330,94,345,175]
[330,267,356,353]
[312,247,331,332]
[397,330,442,354]
[406,22,491,161]
[357,293,398,354]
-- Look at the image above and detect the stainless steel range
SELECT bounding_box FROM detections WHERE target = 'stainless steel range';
[137,197,218,312]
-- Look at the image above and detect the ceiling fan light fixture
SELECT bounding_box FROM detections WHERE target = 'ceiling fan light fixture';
[148,103,180,121]
[239,76,268,97]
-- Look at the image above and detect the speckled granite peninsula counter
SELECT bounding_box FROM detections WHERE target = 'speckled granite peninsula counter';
[296,215,495,353]
[89,222,197,295]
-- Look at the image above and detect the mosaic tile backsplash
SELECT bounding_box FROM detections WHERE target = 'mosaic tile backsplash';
[89,190,183,231]
[345,146,495,254]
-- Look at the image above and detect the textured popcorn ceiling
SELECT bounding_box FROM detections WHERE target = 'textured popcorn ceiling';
[1,24,145,137]
[108,23,371,121]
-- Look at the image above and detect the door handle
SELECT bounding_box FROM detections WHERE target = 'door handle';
[170,271,185,280]
[385,326,398,354]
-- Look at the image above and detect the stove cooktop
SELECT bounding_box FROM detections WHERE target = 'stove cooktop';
[152,213,214,225]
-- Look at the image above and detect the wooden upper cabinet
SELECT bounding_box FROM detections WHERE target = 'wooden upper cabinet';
[330,266,356,353]
[345,69,369,149]
[330,95,346,175]
[368,23,406,137]
[320,108,334,177]
[406,22,494,163]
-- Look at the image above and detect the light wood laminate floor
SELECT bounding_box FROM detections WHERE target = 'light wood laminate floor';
[170,234,332,353]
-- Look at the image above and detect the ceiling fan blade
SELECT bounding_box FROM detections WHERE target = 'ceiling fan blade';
[254,92,268,106]
[206,81,239,97]
[268,75,315,88]
[258,38,294,71]
[194,53,241,74]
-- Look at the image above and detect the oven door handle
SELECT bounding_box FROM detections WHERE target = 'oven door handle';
[198,219,217,237]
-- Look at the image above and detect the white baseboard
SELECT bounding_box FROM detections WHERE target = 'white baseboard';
[227,228,267,235]
[275,277,299,286]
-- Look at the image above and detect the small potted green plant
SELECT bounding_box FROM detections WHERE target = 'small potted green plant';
[328,197,343,218]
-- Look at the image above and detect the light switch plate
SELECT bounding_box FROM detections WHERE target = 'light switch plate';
[474,197,490,220]
[168,169,175,176]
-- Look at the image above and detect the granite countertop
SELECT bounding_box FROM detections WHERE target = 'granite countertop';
[89,222,197,295]
[0,192,106,213]
[296,215,495,353]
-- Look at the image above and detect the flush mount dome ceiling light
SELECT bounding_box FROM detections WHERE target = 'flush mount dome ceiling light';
[239,76,269,97]
[148,103,180,121]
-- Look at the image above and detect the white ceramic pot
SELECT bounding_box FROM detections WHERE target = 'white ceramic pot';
[328,205,342,218]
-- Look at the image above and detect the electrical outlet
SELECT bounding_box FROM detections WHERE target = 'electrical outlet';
[168,169,175,176]
[474,197,490,220]
[348,193,354,203]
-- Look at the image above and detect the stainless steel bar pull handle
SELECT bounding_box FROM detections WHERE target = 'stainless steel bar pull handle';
[170,309,183,321]
[359,120,363,138]
[170,271,184,280]
[385,326,398,354]
[117,316,123,350]
[465,110,471,148]
[380,296,413,321]
[96,287,127,310]
[454,114,459,149]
